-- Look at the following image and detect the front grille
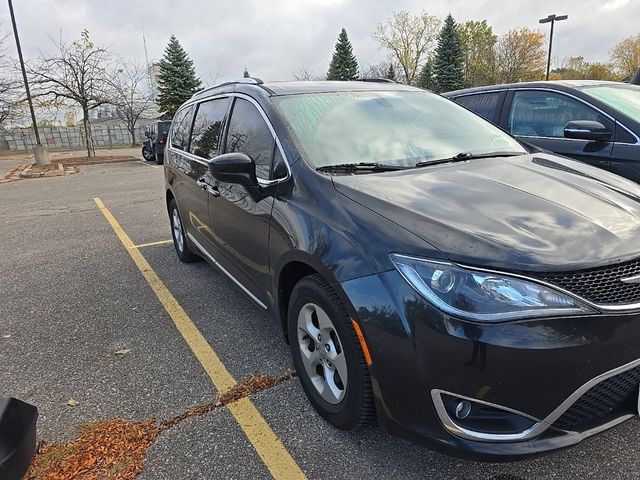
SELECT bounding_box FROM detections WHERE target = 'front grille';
[552,366,640,430]
[534,257,640,305]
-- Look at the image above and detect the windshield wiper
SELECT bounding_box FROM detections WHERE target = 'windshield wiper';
[316,162,408,173]
[414,151,524,168]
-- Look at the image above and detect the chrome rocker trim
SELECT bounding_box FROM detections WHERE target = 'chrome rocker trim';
[186,232,267,310]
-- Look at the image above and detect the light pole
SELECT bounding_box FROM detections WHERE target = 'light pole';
[7,0,49,165]
[539,14,568,81]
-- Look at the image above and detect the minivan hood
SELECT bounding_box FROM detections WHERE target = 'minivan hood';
[331,154,640,272]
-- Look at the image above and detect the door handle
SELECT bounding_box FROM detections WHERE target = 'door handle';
[196,179,220,197]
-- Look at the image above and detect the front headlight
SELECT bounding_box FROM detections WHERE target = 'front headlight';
[390,254,594,322]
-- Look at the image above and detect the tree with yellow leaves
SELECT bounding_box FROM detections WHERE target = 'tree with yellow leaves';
[610,34,640,80]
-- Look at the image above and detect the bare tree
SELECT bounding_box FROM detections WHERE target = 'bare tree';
[109,59,155,145]
[359,61,396,81]
[372,11,440,85]
[204,71,222,88]
[291,67,322,81]
[29,30,112,156]
[0,29,26,127]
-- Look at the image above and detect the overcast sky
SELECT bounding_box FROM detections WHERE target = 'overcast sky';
[5,0,639,85]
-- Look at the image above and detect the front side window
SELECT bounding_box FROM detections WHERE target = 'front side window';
[225,98,275,179]
[581,84,640,124]
[455,92,501,122]
[190,98,229,159]
[509,90,611,138]
[273,91,525,168]
[170,106,194,151]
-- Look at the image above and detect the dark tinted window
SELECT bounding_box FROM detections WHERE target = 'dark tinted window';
[509,90,612,138]
[455,93,501,121]
[225,98,274,179]
[190,98,229,159]
[170,106,194,151]
[158,121,171,136]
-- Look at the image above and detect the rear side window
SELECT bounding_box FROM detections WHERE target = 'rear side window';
[190,98,229,159]
[170,106,194,151]
[224,98,275,179]
[509,90,612,138]
[158,122,171,136]
[455,93,501,122]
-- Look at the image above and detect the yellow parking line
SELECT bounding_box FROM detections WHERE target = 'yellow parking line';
[130,239,173,249]
[94,197,307,480]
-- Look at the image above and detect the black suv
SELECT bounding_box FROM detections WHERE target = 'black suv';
[142,120,172,164]
[165,78,640,460]
[444,81,640,183]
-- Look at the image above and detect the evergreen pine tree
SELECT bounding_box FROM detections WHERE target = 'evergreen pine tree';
[156,35,202,118]
[243,68,250,78]
[417,59,435,90]
[327,28,359,81]
[385,63,397,82]
[433,14,465,93]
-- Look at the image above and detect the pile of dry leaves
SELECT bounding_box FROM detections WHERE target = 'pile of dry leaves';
[26,372,295,479]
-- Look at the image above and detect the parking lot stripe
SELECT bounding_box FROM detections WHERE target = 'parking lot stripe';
[93,197,307,480]
[137,160,160,168]
[130,239,173,249]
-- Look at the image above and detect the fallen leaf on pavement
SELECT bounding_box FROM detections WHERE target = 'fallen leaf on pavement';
[67,399,79,407]
[2,334,10,338]
[115,348,130,355]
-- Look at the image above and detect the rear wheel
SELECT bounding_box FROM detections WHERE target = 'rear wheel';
[169,199,199,263]
[288,274,375,430]
[142,145,152,161]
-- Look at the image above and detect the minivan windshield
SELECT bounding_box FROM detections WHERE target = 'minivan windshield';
[581,84,640,124]
[273,91,526,168]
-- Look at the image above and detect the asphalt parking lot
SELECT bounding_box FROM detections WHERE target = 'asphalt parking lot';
[1,152,639,479]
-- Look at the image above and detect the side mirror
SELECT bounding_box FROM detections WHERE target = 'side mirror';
[564,120,612,142]
[208,152,258,187]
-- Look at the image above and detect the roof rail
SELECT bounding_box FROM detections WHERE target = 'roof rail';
[191,77,264,98]
[357,78,396,84]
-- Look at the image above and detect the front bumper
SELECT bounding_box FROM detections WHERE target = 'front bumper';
[341,270,640,460]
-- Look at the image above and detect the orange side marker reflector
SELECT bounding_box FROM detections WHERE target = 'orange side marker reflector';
[351,319,373,366]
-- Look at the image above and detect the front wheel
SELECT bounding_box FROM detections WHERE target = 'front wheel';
[288,274,375,430]
[169,199,199,263]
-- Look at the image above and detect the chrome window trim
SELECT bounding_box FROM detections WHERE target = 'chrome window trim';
[169,93,292,184]
[432,356,640,443]
[459,262,640,313]
[448,89,505,98]
[186,232,267,310]
[508,87,640,145]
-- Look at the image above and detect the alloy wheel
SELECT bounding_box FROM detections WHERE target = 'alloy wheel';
[172,208,184,253]
[297,302,348,404]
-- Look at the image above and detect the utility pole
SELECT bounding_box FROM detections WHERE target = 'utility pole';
[8,0,50,165]
[539,14,568,81]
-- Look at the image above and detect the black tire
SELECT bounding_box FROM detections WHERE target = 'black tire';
[168,199,199,263]
[142,145,152,161]
[288,274,375,430]
[155,149,164,165]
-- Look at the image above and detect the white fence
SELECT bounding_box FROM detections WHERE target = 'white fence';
[0,123,151,152]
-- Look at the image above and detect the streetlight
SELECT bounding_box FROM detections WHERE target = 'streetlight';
[7,0,50,166]
[539,14,568,81]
